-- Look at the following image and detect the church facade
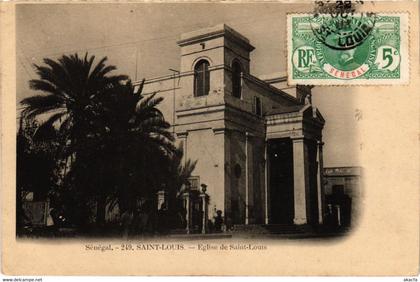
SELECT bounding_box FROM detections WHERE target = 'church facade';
[137,24,326,230]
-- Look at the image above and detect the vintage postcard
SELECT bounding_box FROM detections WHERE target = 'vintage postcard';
[1,0,419,276]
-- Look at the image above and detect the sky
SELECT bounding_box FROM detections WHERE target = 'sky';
[16,3,360,167]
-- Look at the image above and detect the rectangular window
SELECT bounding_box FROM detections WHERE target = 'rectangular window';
[194,60,210,97]
[254,96,262,117]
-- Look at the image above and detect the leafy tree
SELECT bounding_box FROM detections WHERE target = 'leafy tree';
[16,118,59,231]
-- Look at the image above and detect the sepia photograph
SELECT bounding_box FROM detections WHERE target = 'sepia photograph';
[15,2,367,240]
[1,0,418,277]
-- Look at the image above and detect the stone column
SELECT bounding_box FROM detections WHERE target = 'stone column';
[264,141,270,224]
[316,141,326,224]
[182,191,191,234]
[245,132,249,225]
[292,136,309,225]
[200,184,209,234]
[336,205,342,226]
[157,190,166,210]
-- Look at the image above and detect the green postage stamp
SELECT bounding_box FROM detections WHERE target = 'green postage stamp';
[287,12,409,85]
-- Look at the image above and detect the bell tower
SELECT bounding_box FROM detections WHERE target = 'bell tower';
[174,25,255,224]
[177,24,254,72]
[176,24,255,106]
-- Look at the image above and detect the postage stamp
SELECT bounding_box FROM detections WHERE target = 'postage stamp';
[287,12,409,85]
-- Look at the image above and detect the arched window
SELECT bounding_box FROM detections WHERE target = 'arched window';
[232,61,242,98]
[194,60,210,97]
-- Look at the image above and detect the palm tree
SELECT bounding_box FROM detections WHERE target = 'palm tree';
[20,53,196,233]
[168,143,197,195]
[99,80,177,216]
[99,81,199,234]
[20,53,128,226]
[21,53,127,155]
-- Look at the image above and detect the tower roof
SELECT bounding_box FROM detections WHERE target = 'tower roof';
[177,24,255,52]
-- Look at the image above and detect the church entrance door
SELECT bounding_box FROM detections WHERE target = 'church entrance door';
[268,138,294,224]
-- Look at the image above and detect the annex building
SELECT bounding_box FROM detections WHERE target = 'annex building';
[137,24,326,231]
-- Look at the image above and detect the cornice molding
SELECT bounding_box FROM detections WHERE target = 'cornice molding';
[177,25,255,52]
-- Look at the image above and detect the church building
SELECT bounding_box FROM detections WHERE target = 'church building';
[137,24,326,230]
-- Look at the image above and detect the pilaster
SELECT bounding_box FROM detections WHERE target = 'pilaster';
[264,141,270,224]
[292,136,309,225]
[316,140,326,225]
[213,127,229,227]
[176,131,188,165]
[245,131,249,224]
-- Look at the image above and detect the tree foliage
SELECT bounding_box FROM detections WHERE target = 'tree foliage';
[18,53,196,234]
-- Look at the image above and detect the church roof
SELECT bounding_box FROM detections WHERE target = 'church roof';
[265,104,305,115]
[265,104,326,126]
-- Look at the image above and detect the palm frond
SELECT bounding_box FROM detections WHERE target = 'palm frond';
[134,97,166,126]
[21,94,66,119]
[33,111,67,141]
[29,80,62,97]
[180,159,198,181]
[146,135,177,156]
[106,75,129,87]
[136,93,164,113]
[135,79,146,98]
[88,56,108,80]
[95,65,117,78]
[33,63,72,96]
